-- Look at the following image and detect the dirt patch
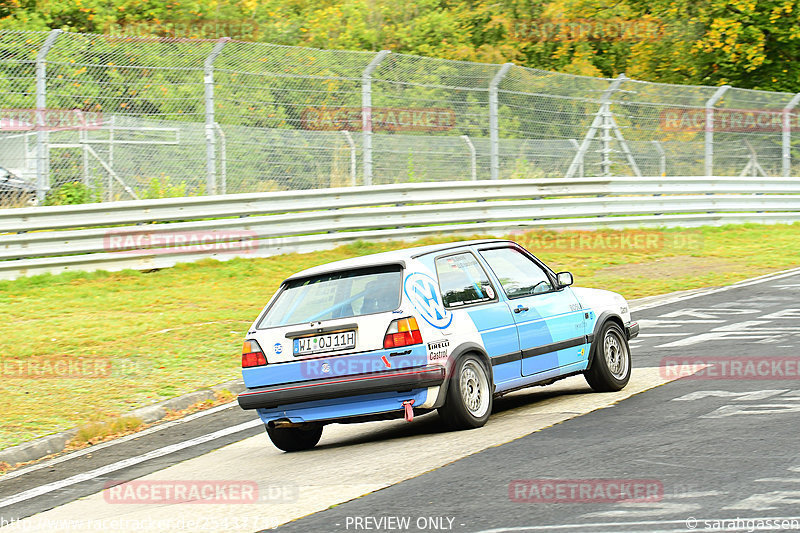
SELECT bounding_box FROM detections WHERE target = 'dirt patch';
[594,256,744,279]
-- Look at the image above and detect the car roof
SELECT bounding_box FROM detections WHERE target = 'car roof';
[286,239,513,281]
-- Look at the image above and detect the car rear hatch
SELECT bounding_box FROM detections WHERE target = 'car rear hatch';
[241,264,431,391]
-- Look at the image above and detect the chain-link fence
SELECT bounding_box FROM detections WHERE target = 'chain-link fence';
[1,29,799,205]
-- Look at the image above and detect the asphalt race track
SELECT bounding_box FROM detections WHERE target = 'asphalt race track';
[2,268,800,533]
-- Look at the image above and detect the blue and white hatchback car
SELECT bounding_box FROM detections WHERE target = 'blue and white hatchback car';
[238,239,639,451]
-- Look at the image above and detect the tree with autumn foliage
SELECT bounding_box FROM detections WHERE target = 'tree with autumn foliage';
[1,0,798,91]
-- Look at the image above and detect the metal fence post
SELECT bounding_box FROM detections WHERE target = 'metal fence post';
[107,115,115,201]
[704,85,730,177]
[361,50,391,186]
[461,135,477,181]
[341,130,357,186]
[651,140,666,176]
[600,106,613,176]
[782,93,800,177]
[214,123,227,194]
[34,29,62,204]
[204,38,229,196]
[79,111,89,186]
[489,63,513,180]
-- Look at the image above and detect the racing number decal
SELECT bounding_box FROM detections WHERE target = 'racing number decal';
[404,272,453,330]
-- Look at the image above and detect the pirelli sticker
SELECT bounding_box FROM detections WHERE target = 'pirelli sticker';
[427,339,450,360]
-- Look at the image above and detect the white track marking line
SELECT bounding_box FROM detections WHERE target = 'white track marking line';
[6,268,798,482]
[7,270,796,518]
[6,368,693,533]
[636,333,690,337]
[0,419,260,509]
[0,401,240,482]
[630,266,800,312]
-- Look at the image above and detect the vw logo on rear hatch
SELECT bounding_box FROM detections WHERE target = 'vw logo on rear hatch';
[403,272,453,330]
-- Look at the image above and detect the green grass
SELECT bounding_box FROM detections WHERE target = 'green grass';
[69,416,144,447]
[2,223,800,450]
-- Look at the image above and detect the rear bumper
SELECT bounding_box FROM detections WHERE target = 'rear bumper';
[626,322,639,340]
[238,365,446,410]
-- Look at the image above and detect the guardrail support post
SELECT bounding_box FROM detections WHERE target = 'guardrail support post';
[704,85,730,177]
[489,63,513,180]
[34,29,62,204]
[361,50,391,186]
[461,135,477,180]
[204,37,229,196]
[782,93,800,177]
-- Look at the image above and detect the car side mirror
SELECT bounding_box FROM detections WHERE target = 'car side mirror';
[556,271,573,287]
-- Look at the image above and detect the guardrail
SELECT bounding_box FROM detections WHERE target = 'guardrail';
[2,176,800,280]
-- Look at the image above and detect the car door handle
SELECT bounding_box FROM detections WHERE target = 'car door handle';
[514,305,529,313]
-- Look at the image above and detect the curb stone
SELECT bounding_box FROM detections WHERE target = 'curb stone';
[0,378,245,467]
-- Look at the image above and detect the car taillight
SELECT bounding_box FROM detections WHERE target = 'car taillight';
[242,340,267,368]
[384,317,423,349]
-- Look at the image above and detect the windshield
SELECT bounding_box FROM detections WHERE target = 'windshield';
[258,265,402,328]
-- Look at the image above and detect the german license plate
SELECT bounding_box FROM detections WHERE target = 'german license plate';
[293,330,356,356]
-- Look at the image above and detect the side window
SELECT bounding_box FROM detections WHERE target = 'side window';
[434,252,496,308]
[480,247,553,298]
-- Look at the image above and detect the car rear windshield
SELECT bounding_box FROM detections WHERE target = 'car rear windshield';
[258,265,403,328]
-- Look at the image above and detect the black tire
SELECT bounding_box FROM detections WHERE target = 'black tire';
[438,354,493,430]
[584,321,631,392]
[266,423,323,452]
